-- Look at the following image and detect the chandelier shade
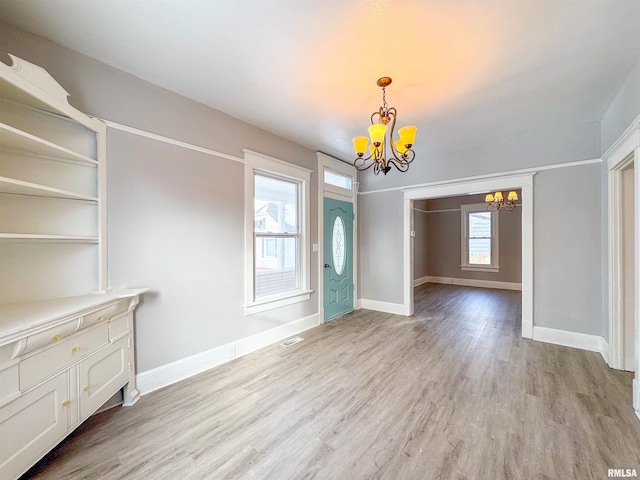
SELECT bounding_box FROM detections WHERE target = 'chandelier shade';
[352,77,418,175]
[486,191,518,211]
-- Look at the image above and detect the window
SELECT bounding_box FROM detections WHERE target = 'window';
[460,203,499,272]
[244,150,312,315]
[324,169,352,190]
[254,174,300,297]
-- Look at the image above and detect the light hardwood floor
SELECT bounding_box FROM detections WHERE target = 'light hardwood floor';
[22,284,640,479]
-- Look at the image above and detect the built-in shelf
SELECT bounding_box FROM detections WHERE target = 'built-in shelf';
[0,122,97,165]
[0,233,98,243]
[0,77,67,117]
[0,176,98,202]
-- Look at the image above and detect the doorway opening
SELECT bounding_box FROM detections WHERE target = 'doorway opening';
[609,154,636,372]
[403,174,534,338]
[413,192,523,292]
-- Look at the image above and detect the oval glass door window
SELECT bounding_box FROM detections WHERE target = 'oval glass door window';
[332,216,346,275]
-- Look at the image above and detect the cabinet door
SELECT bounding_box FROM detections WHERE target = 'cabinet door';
[0,371,69,480]
[78,337,129,420]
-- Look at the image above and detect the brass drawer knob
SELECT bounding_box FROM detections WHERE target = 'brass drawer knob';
[62,400,70,407]
[83,386,90,392]
[97,316,104,322]
[72,347,80,353]
[52,334,62,341]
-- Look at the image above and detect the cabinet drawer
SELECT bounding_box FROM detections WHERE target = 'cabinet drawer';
[22,318,81,356]
[79,336,129,420]
[20,325,109,391]
[0,372,69,480]
[82,304,118,326]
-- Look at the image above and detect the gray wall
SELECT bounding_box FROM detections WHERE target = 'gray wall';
[358,190,404,304]
[0,21,319,372]
[359,120,604,331]
[413,200,429,280]
[359,120,601,193]
[416,193,522,284]
[533,165,602,333]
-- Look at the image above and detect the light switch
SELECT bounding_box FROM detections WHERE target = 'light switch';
[312,243,319,252]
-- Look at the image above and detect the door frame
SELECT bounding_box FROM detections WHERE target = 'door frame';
[402,173,535,338]
[605,118,640,415]
[317,152,358,321]
[608,153,635,371]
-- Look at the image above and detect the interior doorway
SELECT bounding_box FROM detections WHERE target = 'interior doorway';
[609,153,638,374]
[403,174,534,338]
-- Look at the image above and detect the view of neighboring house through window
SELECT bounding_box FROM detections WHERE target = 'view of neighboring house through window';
[460,203,499,271]
[254,173,300,298]
[468,211,492,264]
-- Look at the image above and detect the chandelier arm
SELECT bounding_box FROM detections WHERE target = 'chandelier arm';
[401,149,416,164]
[354,155,378,172]
[386,158,411,173]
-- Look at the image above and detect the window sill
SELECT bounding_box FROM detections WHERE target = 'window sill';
[460,265,500,273]
[244,290,313,315]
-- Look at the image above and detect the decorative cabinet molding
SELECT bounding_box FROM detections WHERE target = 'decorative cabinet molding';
[0,290,147,480]
[0,55,149,479]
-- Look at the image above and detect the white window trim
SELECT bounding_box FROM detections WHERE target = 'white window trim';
[460,202,500,272]
[243,149,312,315]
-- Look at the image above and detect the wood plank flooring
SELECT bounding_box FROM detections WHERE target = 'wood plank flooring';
[22,284,640,479]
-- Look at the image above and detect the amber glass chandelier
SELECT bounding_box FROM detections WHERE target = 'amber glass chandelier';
[485,191,518,211]
[352,77,418,175]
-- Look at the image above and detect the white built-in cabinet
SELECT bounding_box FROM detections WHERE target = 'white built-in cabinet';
[0,55,147,479]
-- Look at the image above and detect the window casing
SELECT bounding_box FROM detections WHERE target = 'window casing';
[254,173,300,298]
[244,150,311,315]
[460,203,500,272]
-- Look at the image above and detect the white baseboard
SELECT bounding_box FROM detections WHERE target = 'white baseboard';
[359,298,408,316]
[600,338,610,365]
[137,313,319,395]
[418,275,522,291]
[532,326,609,362]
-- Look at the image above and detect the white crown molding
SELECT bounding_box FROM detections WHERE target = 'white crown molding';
[102,119,244,164]
[137,313,319,395]
[359,158,601,196]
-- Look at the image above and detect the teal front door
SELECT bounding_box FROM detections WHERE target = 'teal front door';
[323,197,354,320]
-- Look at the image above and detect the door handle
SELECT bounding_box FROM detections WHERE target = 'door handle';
[324,264,331,268]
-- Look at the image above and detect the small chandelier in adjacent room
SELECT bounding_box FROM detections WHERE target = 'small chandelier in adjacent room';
[352,77,418,175]
[485,191,518,211]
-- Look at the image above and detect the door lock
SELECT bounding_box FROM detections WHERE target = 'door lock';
[324,264,331,268]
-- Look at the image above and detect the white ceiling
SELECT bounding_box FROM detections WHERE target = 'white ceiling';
[1,0,639,161]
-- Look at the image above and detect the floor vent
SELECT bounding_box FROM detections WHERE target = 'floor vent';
[280,336,304,347]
